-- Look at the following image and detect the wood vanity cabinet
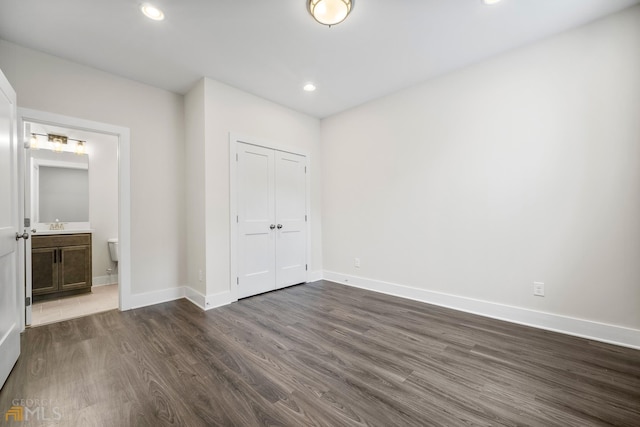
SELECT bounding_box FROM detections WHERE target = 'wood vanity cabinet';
[32,233,92,301]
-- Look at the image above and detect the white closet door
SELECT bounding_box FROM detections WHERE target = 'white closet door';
[237,143,276,299]
[275,151,307,289]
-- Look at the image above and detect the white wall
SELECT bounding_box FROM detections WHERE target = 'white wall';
[321,6,640,330]
[184,79,206,295]
[0,40,186,295]
[200,78,322,299]
[87,132,118,283]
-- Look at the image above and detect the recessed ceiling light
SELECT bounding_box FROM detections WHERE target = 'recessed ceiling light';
[303,83,317,92]
[141,3,165,21]
[483,0,502,5]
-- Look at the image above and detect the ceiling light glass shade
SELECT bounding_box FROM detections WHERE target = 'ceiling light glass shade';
[308,0,353,26]
[53,139,63,152]
[30,134,39,150]
[303,83,316,92]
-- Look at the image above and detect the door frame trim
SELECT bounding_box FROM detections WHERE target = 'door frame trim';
[229,133,311,302]
[17,108,132,330]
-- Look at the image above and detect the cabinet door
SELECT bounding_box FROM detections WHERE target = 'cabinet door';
[32,247,58,295]
[59,245,92,291]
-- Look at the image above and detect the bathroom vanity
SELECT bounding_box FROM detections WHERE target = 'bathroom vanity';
[27,149,93,302]
[31,232,92,301]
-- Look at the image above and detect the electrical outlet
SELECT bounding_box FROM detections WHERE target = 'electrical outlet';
[354,258,361,268]
[198,269,203,282]
[533,282,545,297]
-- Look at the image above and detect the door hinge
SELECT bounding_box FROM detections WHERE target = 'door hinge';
[236,153,238,161]
[305,166,307,173]
[305,264,308,271]
[25,297,31,307]
[24,218,30,228]
[236,277,239,285]
[305,215,307,222]
[237,215,239,223]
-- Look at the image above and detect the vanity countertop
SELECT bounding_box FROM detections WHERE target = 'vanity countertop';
[32,229,94,236]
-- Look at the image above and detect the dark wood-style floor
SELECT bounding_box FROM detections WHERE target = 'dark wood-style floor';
[1,281,639,426]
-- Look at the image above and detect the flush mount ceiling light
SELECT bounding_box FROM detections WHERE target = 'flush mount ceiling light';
[483,0,502,5]
[303,83,317,92]
[141,3,165,21]
[308,0,353,27]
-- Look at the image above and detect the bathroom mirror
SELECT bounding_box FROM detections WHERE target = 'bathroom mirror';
[30,150,90,229]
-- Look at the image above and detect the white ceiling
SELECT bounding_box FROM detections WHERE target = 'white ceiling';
[1,0,638,118]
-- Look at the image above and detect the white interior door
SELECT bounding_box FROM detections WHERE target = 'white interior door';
[237,143,276,299]
[0,69,21,389]
[236,141,308,299]
[275,151,307,289]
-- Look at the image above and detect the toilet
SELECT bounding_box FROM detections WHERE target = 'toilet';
[108,238,119,263]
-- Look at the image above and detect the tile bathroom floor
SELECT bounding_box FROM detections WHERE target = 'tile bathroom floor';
[31,284,119,326]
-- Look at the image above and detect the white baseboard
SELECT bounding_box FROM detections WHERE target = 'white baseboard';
[307,270,323,283]
[323,271,640,350]
[92,274,118,287]
[127,284,237,311]
[184,286,236,311]
[129,286,185,309]
[184,286,207,310]
[205,290,235,310]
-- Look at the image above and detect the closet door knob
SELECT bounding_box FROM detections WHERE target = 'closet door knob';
[277,224,283,229]
[269,224,276,230]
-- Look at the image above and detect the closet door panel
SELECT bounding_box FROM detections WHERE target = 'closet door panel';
[237,143,276,298]
[275,151,307,289]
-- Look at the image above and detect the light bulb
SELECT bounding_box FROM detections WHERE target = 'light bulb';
[141,4,165,21]
[30,134,39,150]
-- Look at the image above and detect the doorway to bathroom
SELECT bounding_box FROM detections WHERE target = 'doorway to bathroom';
[18,108,131,327]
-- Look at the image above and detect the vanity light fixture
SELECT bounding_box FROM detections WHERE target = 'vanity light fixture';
[141,3,165,21]
[75,141,86,155]
[308,0,353,27]
[28,132,87,153]
[30,133,39,150]
[48,134,68,153]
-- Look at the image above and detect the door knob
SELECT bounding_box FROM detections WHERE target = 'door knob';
[269,224,276,230]
[15,231,29,241]
[277,224,283,229]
